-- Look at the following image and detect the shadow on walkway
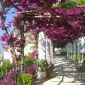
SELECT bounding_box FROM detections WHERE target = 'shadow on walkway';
[41,55,85,85]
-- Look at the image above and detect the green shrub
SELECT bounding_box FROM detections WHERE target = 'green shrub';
[38,60,53,78]
[61,51,67,56]
[72,55,82,63]
[0,71,5,79]
[0,60,12,79]
[77,66,85,72]
[24,57,34,68]
[75,0,85,5]
[46,63,54,78]
[83,54,85,59]
[0,70,6,79]
[38,59,48,72]
[17,73,34,85]
[65,0,77,8]
[56,0,85,8]
[2,60,12,70]
[73,56,78,63]
[55,0,77,8]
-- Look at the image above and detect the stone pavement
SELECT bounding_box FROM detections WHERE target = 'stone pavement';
[41,56,85,85]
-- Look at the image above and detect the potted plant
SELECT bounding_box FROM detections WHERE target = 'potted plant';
[37,59,54,79]
[17,73,34,85]
[38,60,48,79]
[46,63,54,78]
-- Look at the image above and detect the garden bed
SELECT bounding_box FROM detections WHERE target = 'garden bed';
[76,63,85,72]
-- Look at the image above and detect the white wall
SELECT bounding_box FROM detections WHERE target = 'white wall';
[24,44,35,56]
[38,32,54,64]
[3,52,13,63]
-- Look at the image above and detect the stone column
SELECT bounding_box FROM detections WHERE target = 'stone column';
[50,40,54,64]
[38,32,46,60]
[38,32,53,64]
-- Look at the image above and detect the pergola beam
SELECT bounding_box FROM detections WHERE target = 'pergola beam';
[3,10,60,18]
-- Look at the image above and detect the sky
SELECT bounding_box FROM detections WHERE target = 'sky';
[0,8,16,53]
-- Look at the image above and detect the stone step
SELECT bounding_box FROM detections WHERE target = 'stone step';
[62,77,85,83]
[46,75,85,83]
[42,76,85,85]
[57,72,85,75]
[60,83,85,85]
[43,81,85,85]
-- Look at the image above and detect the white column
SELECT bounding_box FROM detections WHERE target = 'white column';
[73,40,77,56]
[67,43,69,58]
[45,36,51,64]
[38,32,53,64]
[50,41,54,64]
[68,43,72,58]
[38,32,46,60]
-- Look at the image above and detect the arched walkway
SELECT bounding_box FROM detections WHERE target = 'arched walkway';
[42,55,85,85]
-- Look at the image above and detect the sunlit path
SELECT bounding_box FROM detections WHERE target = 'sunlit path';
[42,55,85,85]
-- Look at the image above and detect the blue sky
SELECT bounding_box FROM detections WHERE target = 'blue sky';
[0,8,16,52]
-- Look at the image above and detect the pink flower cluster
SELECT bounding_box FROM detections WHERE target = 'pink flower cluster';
[31,50,38,59]
[25,64,37,77]
[1,0,85,49]
[0,69,16,85]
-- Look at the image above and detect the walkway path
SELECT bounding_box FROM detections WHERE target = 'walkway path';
[42,55,85,85]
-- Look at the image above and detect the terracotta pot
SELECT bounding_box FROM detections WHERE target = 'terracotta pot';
[38,72,46,79]
[39,72,46,79]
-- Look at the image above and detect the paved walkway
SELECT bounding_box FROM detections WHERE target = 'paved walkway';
[42,56,85,85]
